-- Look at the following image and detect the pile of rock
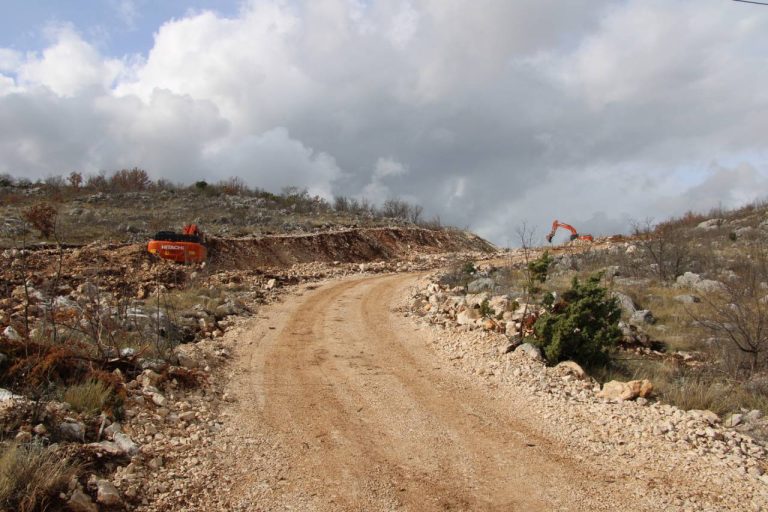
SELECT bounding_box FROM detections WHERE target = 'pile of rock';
[409,279,540,337]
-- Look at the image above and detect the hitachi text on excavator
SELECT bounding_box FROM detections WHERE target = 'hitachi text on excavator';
[545,220,594,243]
[147,224,207,263]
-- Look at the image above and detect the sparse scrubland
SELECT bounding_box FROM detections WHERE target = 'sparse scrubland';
[0,170,486,511]
[0,169,440,247]
[2,168,768,510]
[428,200,768,438]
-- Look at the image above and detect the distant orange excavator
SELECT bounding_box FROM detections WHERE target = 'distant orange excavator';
[545,220,594,243]
[147,224,207,263]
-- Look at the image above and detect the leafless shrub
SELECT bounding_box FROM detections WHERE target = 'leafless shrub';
[218,176,249,195]
[110,167,151,192]
[693,252,768,376]
[43,175,65,190]
[85,172,109,191]
[632,219,691,282]
[334,195,350,212]
[380,198,410,220]
[67,171,83,190]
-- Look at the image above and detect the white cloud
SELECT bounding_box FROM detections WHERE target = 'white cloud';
[388,2,419,49]
[361,157,409,203]
[15,25,125,96]
[114,0,140,29]
[2,0,768,244]
[0,49,22,73]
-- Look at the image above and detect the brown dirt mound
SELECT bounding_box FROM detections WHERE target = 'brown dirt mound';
[206,227,496,270]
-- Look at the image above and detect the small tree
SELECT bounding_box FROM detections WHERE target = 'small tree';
[21,203,58,239]
[515,222,542,338]
[527,250,552,286]
[110,168,151,192]
[531,274,621,368]
[67,172,82,190]
[85,172,109,191]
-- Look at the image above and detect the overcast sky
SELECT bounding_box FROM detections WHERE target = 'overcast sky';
[1,0,768,244]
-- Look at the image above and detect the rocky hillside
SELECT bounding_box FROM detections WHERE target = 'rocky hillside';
[0,176,441,247]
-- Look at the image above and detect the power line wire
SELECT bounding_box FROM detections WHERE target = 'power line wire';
[733,0,768,6]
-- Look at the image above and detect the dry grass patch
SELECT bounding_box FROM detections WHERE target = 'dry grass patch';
[63,379,112,414]
[161,285,225,312]
[0,442,76,512]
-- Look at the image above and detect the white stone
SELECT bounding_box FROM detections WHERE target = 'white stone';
[2,326,21,341]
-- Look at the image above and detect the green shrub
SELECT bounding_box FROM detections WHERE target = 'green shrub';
[531,274,621,368]
[63,379,112,414]
[0,442,76,512]
[528,250,552,284]
[479,298,495,318]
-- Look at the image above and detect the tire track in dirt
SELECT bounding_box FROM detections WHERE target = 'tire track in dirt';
[219,274,649,511]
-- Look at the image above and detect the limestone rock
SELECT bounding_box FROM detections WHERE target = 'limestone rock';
[630,309,655,325]
[555,361,587,380]
[725,413,743,428]
[2,325,21,341]
[597,379,653,401]
[676,272,702,288]
[59,421,85,441]
[674,294,700,304]
[88,441,124,456]
[96,480,122,506]
[0,388,21,401]
[694,279,725,294]
[514,343,543,361]
[68,489,98,512]
[113,432,139,455]
[456,308,481,326]
[696,218,723,230]
[688,409,720,425]
[151,392,167,407]
[467,278,495,293]
[175,344,203,369]
[611,291,637,315]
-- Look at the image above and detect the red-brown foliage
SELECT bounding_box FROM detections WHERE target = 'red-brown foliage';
[21,202,58,238]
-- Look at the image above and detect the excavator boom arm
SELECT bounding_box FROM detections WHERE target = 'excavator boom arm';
[546,219,593,243]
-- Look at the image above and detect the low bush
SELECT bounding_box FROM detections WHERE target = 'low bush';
[479,298,495,318]
[438,259,477,288]
[0,442,76,512]
[531,274,621,368]
[527,250,552,284]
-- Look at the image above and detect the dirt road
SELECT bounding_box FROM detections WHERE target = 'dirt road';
[206,273,654,511]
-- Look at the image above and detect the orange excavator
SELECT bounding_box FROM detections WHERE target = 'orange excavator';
[545,220,594,243]
[147,224,207,263]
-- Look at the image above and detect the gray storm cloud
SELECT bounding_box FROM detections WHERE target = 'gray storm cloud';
[1,0,767,244]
